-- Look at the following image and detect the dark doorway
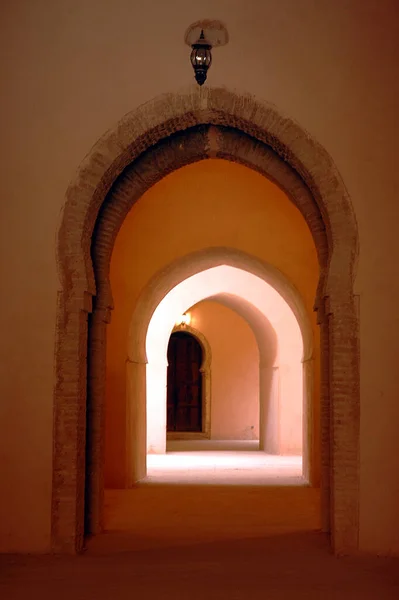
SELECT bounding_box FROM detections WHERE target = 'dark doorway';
[167,331,203,432]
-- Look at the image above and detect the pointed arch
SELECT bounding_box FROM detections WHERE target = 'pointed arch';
[54,86,359,555]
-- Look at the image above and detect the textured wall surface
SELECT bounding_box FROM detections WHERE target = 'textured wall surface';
[0,0,397,555]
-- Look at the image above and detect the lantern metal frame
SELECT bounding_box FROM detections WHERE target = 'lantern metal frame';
[184,20,229,86]
[190,30,212,86]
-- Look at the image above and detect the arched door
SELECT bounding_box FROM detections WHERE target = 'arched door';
[167,331,203,432]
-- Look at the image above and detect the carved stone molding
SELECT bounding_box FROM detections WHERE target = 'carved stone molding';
[54,87,359,555]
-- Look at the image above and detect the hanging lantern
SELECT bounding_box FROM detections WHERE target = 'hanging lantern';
[190,30,212,86]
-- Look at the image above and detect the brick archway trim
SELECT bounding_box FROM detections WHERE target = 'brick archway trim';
[54,86,359,555]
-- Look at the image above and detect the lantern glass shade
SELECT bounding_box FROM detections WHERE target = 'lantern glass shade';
[190,46,212,69]
[190,29,212,85]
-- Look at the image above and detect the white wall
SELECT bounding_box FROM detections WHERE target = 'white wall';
[190,301,260,441]
[0,0,398,553]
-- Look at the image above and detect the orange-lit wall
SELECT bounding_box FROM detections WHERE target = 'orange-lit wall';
[190,300,260,440]
[105,159,319,488]
[1,1,398,554]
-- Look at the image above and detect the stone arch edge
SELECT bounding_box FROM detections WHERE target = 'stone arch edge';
[128,247,313,365]
[53,86,359,556]
[56,86,358,301]
[131,256,310,484]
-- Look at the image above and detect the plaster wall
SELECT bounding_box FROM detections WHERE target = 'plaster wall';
[190,301,260,441]
[0,0,398,553]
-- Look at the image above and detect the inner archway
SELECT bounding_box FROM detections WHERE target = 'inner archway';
[108,258,312,536]
[54,87,358,555]
[141,264,304,470]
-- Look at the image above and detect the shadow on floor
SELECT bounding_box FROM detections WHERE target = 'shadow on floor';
[102,483,321,549]
[1,531,399,599]
[166,440,260,452]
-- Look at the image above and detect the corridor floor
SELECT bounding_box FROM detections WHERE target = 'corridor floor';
[1,441,399,598]
[99,440,315,551]
[147,439,304,485]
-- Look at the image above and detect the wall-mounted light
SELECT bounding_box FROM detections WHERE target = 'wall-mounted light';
[176,313,191,327]
[190,30,212,86]
[185,20,229,87]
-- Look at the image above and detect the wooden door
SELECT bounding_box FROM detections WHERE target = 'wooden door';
[167,332,203,432]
